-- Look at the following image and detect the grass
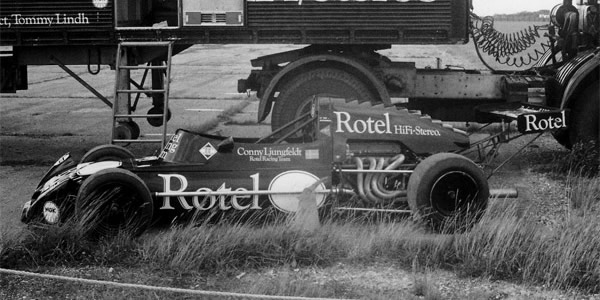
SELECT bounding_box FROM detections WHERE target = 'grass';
[1,158,599,298]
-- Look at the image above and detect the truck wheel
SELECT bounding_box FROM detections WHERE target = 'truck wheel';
[75,168,153,237]
[113,121,141,143]
[80,145,135,163]
[407,153,489,232]
[271,68,377,131]
[569,81,599,148]
[147,107,171,127]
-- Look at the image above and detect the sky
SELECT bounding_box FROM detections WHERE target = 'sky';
[472,0,562,16]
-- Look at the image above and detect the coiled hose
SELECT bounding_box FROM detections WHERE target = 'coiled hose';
[354,155,407,204]
[470,13,551,69]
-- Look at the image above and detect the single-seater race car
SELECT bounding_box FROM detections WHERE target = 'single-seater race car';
[22,98,552,235]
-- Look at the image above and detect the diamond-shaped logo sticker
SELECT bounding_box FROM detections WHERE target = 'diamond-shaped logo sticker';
[199,143,217,160]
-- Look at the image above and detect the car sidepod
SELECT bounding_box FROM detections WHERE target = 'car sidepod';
[136,130,335,221]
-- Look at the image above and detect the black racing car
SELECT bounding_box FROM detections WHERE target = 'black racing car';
[22,100,490,235]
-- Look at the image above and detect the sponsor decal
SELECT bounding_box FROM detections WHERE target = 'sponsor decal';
[518,111,567,133]
[305,149,320,160]
[268,170,326,213]
[237,147,302,162]
[200,143,217,160]
[334,111,441,136]
[43,201,60,224]
[158,173,262,211]
[158,170,327,213]
[159,132,183,159]
[53,153,70,167]
[1,13,91,28]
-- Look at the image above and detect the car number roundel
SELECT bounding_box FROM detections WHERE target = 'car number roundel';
[268,170,326,213]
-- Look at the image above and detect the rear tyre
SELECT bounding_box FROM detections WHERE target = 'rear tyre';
[568,81,599,173]
[80,145,135,163]
[76,168,153,237]
[271,68,377,132]
[569,81,599,147]
[407,153,489,232]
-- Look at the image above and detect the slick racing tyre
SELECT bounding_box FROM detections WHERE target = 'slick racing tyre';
[407,153,489,232]
[80,144,135,163]
[271,68,377,133]
[76,168,153,237]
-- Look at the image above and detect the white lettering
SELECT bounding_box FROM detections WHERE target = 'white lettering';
[232,188,252,210]
[523,111,567,132]
[556,110,566,128]
[56,13,89,25]
[374,119,386,134]
[159,173,262,211]
[334,111,353,133]
[384,113,392,133]
[12,14,53,26]
[524,115,538,132]
[0,17,11,28]
[354,119,367,133]
[158,174,193,210]
[192,188,215,210]
[217,183,233,210]
[249,173,261,209]
[336,111,445,136]
[538,118,549,130]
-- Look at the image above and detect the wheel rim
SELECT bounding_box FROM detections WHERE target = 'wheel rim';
[429,171,480,216]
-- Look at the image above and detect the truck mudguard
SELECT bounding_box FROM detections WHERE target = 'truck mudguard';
[257,54,392,122]
[558,50,600,108]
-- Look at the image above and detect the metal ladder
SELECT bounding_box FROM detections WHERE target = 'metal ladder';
[111,41,174,149]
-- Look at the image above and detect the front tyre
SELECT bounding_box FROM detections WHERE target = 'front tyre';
[75,168,153,237]
[80,144,135,163]
[407,153,489,232]
[271,68,377,131]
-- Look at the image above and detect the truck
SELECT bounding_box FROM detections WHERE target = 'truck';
[1,0,598,153]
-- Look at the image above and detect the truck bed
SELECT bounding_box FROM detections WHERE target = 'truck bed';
[1,0,469,46]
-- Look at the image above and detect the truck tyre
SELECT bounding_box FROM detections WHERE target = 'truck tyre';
[569,81,599,148]
[407,153,489,232]
[271,68,376,131]
[80,145,135,163]
[147,107,171,127]
[76,168,153,237]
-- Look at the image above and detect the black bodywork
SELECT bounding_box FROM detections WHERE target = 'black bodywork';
[22,101,471,227]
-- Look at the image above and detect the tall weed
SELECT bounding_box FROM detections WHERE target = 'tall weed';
[2,173,598,293]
